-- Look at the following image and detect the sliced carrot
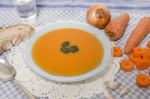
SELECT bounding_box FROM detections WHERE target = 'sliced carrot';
[129,47,150,66]
[129,53,142,64]
[140,52,150,65]
[129,53,136,63]
[120,59,134,72]
[113,47,123,57]
[136,65,149,70]
[141,50,150,59]
[133,47,149,57]
[133,47,143,57]
[136,74,150,88]
[147,41,150,49]
[136,59,149,70]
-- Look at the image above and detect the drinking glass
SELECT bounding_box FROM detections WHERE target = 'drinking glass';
[13,0,36,22]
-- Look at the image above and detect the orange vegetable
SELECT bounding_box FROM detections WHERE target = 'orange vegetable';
[125,17,150,54]
[104,13,130,41]
[136,74,150,88]
[129,47,150,68]
[136,60,149,70]
[113,47,122,57]
[139,48,149,61]
[147,41,150,49]
[129,53,142,65]
[120,59,134,72]
[132,47,143,57]
[129,53,136,63]
[86,4,111,28]
[133,47,150,58]
[140,51,150,65]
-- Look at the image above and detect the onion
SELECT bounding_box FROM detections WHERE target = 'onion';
[86,4,111,28]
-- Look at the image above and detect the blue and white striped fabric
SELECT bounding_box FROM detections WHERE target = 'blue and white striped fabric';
[0,0,150,99]
[0,0,150,10]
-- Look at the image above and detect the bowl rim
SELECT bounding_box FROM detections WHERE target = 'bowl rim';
[23,22,112,82]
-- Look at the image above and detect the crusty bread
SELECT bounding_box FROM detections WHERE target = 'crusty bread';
[0,24,34,54]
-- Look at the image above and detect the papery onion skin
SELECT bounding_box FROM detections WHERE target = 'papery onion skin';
[86,4,111,29]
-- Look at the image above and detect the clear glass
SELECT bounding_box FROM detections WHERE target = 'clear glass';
[13,0,36,22]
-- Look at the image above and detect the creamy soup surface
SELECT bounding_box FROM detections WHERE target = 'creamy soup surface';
[32,28,104,76]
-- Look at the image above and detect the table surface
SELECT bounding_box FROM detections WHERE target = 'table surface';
[0,0,150,99]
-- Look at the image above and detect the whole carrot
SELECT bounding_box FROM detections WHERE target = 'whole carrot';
[125,17,150,54]
[104,13,130,41]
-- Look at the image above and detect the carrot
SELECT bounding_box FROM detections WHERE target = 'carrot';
[113,47,122,57]
[125,17,150,54]
[140,50,150,64]
[129,53,143,65]
[147,41,150,49]
[142,57,150,67]
[120,59,134,72]
[129,47,150,66]
[104,13,130,41]
[129,53,137,63]
[136,60,149,70]
[135,52,150,70]
[132,47,143,57]
[136,74,150,88]
[133,47,150,58]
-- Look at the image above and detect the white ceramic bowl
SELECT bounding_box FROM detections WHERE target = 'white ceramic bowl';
[23,22,112,82]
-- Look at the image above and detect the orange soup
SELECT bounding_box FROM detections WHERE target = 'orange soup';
[32,28,103,76]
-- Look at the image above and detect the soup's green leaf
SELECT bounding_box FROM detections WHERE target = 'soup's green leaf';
[69,45,79,53]
[62,41,70,47]
[60,47,70,54]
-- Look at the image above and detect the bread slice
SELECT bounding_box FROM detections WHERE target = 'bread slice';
[0,24,34,54]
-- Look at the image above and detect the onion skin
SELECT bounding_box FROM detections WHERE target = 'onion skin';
[86,4,111,29]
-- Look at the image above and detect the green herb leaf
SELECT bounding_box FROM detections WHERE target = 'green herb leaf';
[62,41,70,47]
[69,45,79,53]
[60,47,69,54]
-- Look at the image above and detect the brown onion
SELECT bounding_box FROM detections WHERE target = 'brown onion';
[86,4,111,28]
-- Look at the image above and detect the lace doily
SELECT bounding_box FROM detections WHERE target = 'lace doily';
[5,40,120,99]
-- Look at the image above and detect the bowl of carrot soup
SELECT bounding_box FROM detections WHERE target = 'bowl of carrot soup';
[23,22,112,82]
